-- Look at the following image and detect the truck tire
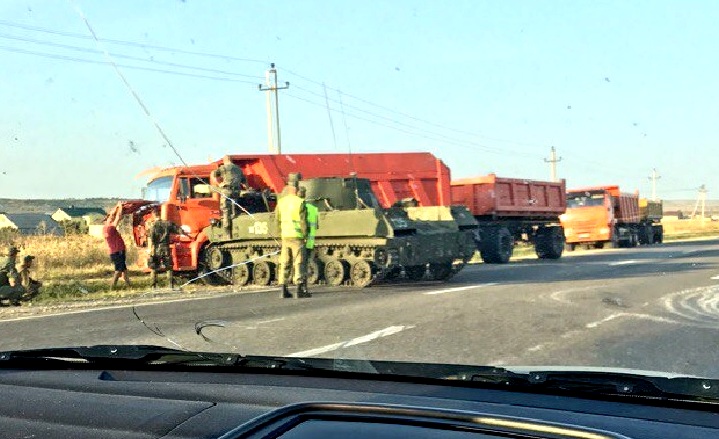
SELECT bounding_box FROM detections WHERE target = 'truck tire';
[653,225,664,243]
[480,227,513,264]
[535,227,565,259]
[638,225,653,245]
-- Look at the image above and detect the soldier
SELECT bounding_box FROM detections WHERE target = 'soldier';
[276,184,309,299]
[0,246,19,287]
[147,208,185,289]
[212,156,246,223]
[298,187,319,283]
[0,255,39,305]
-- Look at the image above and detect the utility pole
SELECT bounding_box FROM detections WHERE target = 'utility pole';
[691,184,708,220]
[544,146,562,182]
[258,63,289,153]
[648,168,661,201]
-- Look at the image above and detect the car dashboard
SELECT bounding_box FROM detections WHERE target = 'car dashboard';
[0,367,717,438]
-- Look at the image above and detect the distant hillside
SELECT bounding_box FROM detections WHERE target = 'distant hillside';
[0,198,122,214]
[663,199,719,215]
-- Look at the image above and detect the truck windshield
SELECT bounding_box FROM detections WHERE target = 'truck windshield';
[567,193,605,208]
[143,176,174,203]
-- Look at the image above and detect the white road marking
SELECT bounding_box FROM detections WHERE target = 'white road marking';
[608,260,639,266]
[287,325,413,357]
[711,275,719,280]
[585,313,679,329]
[423,283,498,295]
[257,318,285,325]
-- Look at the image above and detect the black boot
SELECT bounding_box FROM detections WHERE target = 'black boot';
[295,282,311,298]
[280,284,291,298]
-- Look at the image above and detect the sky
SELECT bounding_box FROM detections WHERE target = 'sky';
[0,0,717,200]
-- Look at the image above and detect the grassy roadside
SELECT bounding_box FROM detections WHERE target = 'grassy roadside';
[2,220,719,307]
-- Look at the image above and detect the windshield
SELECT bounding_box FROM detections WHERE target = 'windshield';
[3,0,719,385]
[143,176,174,203]
[567,192,606,208]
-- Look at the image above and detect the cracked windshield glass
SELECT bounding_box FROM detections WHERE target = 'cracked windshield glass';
[2,0,718,377]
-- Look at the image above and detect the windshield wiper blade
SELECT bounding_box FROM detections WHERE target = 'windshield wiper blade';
[455,369,719,401]
[0,345,341,372]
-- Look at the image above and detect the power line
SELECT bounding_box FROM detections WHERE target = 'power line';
[0,33,265,80]
[284,92,540,158]
[284,67,546,148]
[290,84,540,158]
[0,19,267,64]
[0,45,259,84]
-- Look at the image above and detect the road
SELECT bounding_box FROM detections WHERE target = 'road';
[2,239,719,377]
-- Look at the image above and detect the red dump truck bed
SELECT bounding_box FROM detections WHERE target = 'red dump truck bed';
[450,174,566,218]
[227,152,451,208]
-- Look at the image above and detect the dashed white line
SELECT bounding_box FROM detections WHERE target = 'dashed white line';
[608,260,639,266]
[287,325,413,357]
[423,283,498,295]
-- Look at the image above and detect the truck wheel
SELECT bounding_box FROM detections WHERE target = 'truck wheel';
[535,227,565,259]
[480,227,514,264]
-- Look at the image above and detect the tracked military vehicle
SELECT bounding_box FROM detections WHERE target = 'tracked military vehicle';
[200,176,478,287]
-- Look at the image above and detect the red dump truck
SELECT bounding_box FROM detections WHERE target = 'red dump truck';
[450,175,567,263]
[128,152,457,274]
[560,186,663,250]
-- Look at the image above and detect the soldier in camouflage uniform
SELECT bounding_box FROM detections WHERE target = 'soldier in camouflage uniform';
[147,209,185,288]
[212,156,246,224]
[0,246,19,288]
[0,255,41,305]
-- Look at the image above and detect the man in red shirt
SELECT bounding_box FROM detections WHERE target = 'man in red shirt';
[103,202,131,289]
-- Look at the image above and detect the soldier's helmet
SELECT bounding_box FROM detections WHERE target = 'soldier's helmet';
[22,255,35,265]
[7,246,19,256]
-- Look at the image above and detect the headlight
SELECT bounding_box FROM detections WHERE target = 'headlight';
[564,228,573,236]
[600,227,610,235]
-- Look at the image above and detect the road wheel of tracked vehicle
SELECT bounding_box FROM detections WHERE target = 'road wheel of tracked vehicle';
[429,262,453,281]
[198,246,223,285]
[535,227,565,260]
[207,246,228,271]
[480,227,513,264]
[306,258,321,285]
[405,265,426,281]
[232,263,252,286]
[324,259,348,286]
[350,260,374,287]
[252,261,274,286]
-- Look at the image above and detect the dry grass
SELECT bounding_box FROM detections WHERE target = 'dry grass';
[661,218,719,239]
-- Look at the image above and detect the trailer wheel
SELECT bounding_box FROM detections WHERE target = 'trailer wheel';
[480,227,514,264]
[535,227,565,259]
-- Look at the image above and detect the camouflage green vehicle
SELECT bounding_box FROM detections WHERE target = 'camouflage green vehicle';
[201,176,478,287]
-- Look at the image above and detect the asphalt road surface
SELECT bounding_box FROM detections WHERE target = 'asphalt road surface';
[2,239,719,378]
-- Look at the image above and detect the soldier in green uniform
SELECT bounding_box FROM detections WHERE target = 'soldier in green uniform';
[276,184,309,299]
[298,187,319,288]
[0,246,19,287]
[147,209,185,288]
[212,156,246,224]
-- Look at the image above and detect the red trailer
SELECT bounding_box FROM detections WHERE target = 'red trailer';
[451,174,567,263]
